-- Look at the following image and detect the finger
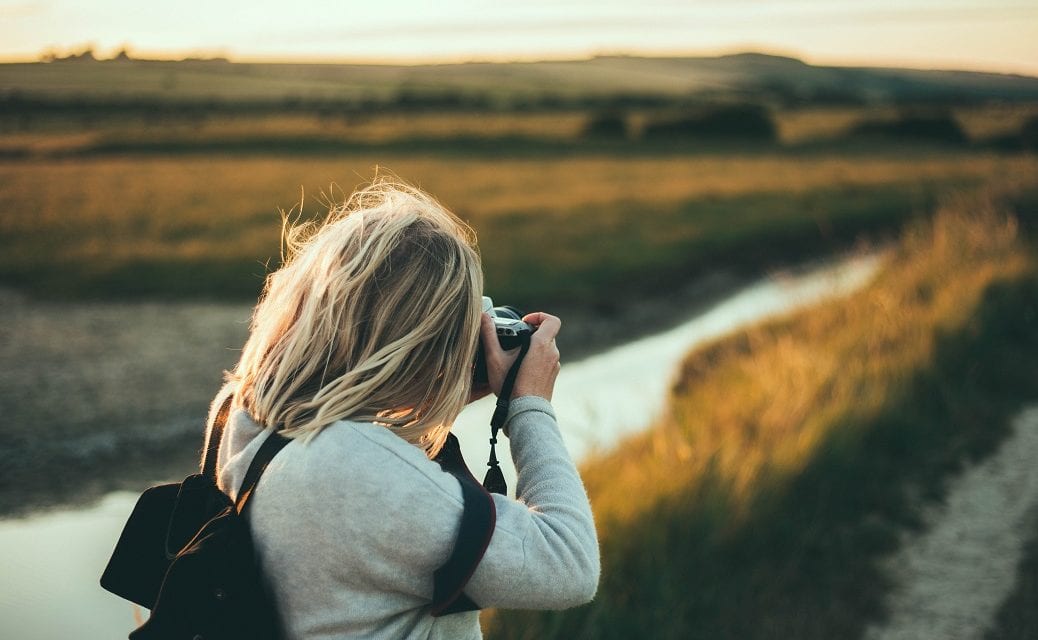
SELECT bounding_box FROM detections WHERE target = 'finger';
[522,311,547,326]
[479,312,506,358]
[523,312,561,341]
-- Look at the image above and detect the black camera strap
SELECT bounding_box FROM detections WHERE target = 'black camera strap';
[483,335,531,495]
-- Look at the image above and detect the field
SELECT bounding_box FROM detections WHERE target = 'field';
[4,60,1038,636]
[5,104,1038,148]
[4,54,1038,107]
[486,191,1038,639]
[4,72,1038,309]
[3,139,1037,307]
[3,101,1038,504]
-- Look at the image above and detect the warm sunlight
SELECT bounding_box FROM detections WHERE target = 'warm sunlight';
[4,1,1038,639]
[1,0,1036,74]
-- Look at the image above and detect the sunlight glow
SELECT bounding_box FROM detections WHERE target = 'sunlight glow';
[0,0,1035,74]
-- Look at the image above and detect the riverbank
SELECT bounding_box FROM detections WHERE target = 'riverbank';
[1,240,888,518]
[0,253,887,640]
[0,288,250,516]
[487,194,1038,639]
[0,255,752,517]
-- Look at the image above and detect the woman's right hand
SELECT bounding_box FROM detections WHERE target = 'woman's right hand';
[479,311,562,402]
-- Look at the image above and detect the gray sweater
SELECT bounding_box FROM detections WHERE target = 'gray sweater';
[204,384,600,639]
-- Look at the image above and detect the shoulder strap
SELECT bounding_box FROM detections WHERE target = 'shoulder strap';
[235,430,291,515]
[430,433,497,617]
[202,393,290,514]
[202,394,234,481]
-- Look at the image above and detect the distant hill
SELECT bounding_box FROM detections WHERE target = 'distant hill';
[2,52,1037,108]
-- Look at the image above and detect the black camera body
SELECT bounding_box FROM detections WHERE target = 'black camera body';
[473,296,534,384]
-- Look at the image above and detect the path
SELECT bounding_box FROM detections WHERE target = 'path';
[864,405,1038,640]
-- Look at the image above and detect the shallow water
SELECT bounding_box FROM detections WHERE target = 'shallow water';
[0,253,882,639]
[452,253,883,489]
[0,491,148,639]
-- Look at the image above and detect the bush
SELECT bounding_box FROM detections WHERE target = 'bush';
[642,103,777,142]
[582,111,629,139]
[1019,115,1038,150]
[847,109,967,145]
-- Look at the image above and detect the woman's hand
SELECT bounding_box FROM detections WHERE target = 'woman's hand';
[478,311,562,402]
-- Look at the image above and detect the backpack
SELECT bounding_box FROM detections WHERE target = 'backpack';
[101,395,496,638]
[100,395,289,639]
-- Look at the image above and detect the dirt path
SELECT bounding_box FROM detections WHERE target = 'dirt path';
[864,405,1038,640]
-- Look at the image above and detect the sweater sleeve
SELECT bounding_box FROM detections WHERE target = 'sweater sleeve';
[463,396,601,609]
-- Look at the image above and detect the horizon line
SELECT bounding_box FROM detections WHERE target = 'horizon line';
[1,45,1035,79]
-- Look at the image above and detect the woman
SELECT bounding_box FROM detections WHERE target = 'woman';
[203,179,600,639]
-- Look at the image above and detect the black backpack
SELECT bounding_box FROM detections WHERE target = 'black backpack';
[100,396,289,639]
[101,396,496,638]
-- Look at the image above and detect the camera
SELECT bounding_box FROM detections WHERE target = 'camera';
[473,296,534,384]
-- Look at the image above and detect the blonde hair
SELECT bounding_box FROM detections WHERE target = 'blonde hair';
[231,178,483,458]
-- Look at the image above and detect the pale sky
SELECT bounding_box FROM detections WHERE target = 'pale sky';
[2,0,1036,75]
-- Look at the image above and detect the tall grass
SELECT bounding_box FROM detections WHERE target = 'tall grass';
[486,192,1038,639]
[2,152,1034,304]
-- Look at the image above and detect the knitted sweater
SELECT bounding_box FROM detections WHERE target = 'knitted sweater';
[203,384,600,639]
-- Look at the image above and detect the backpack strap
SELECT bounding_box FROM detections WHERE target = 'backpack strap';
[202,394,235,481]
[205,395,489,615]
[235,430,292,515]
[430,433,497,616]
[201,393,290,514]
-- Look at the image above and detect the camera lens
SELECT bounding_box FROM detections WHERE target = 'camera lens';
[493,305,524,321]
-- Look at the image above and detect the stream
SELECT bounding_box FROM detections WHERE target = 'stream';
[0,252,883,640]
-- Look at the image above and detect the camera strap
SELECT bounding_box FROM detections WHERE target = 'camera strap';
[483,334,531,495]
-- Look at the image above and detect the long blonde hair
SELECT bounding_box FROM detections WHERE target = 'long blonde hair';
[231,178,483,458]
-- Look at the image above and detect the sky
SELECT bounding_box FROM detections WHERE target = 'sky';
[1,0,1036,75]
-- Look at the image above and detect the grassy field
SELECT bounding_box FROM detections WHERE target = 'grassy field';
[4,60,1038,634]
[3,55,1037,108]
[2,148,1035,307]
[485,190,1038,639]
[4,105,1038,153]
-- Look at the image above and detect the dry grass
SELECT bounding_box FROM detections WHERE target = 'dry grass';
[773,107,943,143]
[0,113,590,155]
[586,198,1030,530]
[3,152,1033,237]
[771,108,869,143]
[488,190,1038,639]
[776,105,1038,144]
[954,104,1038,142]
[250,112,588,142]
[2,150,1035,303]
